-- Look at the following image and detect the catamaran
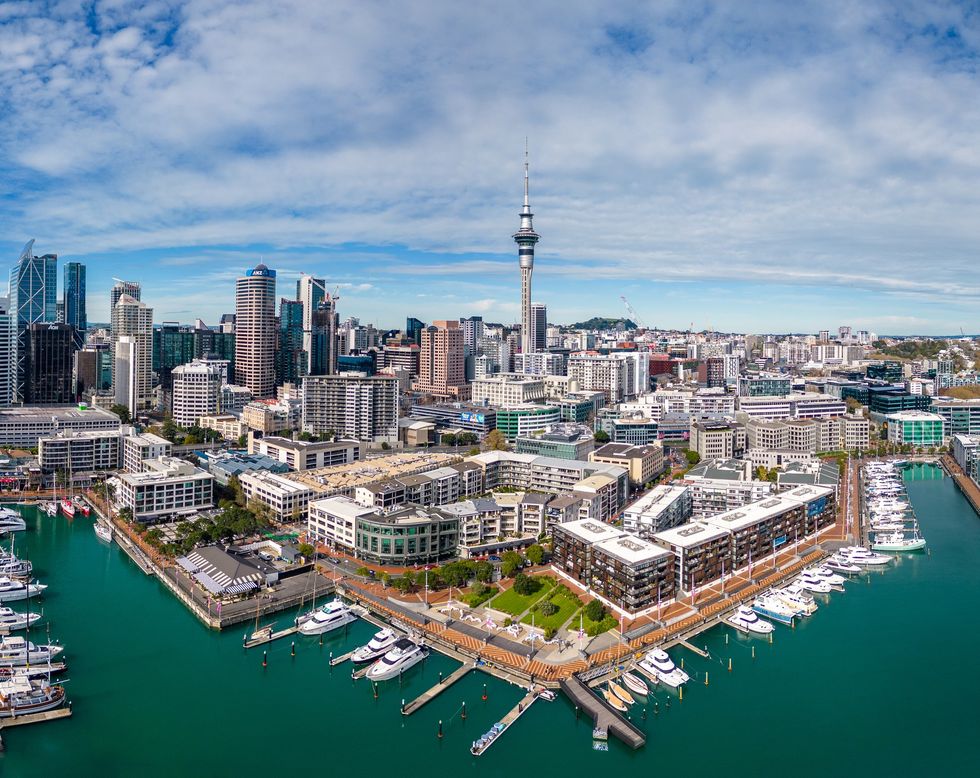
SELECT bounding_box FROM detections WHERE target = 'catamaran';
[727,605,774,634]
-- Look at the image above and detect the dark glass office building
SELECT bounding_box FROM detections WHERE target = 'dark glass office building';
[25,323,77,404]
[277,299,306,385]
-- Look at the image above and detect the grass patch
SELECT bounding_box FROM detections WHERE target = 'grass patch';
[581,612,618,637]
[465,583,498,608]
[489,576,554,616]
[522,586,583,631]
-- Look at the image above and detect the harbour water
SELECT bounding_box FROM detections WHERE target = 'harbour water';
[2,462,978,776]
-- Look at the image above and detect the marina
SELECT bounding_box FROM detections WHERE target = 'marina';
[0,462,977,774]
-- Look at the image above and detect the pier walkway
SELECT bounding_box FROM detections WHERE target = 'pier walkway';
[472,689,540,756]
[677,639,709,657]
[559,676,645,749]
[244,625,298,649]
[0,707,73,729]
[941,455,980,516]
[401,664,472,715]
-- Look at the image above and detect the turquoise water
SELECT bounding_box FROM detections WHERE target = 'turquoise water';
[1,462,977,776]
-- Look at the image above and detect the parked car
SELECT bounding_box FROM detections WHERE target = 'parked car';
[488,555,502,562]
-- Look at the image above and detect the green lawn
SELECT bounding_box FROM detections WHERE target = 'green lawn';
[465,584,498,608]
[488,576,554,616]
[522,588,583,631]
[581,612,619,637]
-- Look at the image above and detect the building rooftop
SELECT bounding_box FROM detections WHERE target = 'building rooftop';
[287,451,462,494]
[555,518,624,545]
[592,534,671,566]
[652,521,730,549]
[624,484,690,515]
[885,411,944,421]
[592,442,659,459]
[0,405,121,424]
[239,470,312,494]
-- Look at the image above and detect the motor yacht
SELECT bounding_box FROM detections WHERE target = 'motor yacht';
[366,638,428,681]
[870,533,926,552]
[727,605,774,634]
[0,636,64,667]
[0,556,32,578]
[839,546,892,566]
[0,510,26,533]
[350,628,400,664]
[806,566,847,590]
[621,672,648,696]
[0,607,41,631]
[773,584,818,615]
[794,572,833,594]
[0,577,46,602]
[637,648,689,688]
[296,599,357,636]
[751,594,797,626]
[824,555,862,574]
[0,676,66,718]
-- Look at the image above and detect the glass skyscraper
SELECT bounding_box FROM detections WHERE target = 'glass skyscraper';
[64,261,87,336]
[9,240,58,400]
[277,298,305,385]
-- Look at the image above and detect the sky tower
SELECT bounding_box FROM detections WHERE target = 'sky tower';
[513,144,540,354]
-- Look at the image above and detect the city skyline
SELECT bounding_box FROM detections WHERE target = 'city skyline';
[4,2,980,333]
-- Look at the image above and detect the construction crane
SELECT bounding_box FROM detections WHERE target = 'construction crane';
[620,295,647,330]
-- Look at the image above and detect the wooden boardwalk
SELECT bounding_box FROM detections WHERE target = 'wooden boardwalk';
[677,639,709,657]
[401,664,472,715]
[0,706,73,729]
[243,625,298,650]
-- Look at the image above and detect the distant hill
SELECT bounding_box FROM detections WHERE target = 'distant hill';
[569,316,636,331]
[940,386,980,400]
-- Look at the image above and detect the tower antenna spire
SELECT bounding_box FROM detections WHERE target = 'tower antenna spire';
[523,137,529,207]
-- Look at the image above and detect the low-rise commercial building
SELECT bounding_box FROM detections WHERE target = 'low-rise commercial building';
[122,432,172,473]
[204,451,290,485]
[38,429,122,473]
[113,456,214,522]
[885,411,945,447]
[690,419,746,460]
[0,405,122,448]
[248,435,361,471]
[495,404,561,441]
[198,413,248,441]
[239,470,316,522]
[515,424,595,461]
[471,374,545,406]
[590,442,665,486]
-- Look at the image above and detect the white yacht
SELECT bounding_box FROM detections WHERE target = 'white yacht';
[870,533,927,552]
[0,636,63,667]
[0,607,41,631]
[806,566,847,590]
[0,577,46,602]
[773,584,818,615]
[296,599,357,636]
[366,638,429,681]
[0,676,66,718]
[350,628,399,664]
[0,510,26,534]
[839,546,892,567]
[794,572,833,594]
[0,555,32,578]
[727,605,774,634]
[637,648,689,688]
[751,593,798,625]
[824,555,862,574]
[94,521,113,543]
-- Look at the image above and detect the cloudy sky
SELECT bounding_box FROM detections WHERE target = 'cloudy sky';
[2,1,980,334]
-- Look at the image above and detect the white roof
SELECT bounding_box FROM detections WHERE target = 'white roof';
[592,534,671,565]
[885,411,944,422]
[652,521,730,549]
[624,485,689,516]
[556,518,625,545]
[309,495,377,521]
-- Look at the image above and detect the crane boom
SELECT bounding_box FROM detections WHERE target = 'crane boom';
[620,295,647,330]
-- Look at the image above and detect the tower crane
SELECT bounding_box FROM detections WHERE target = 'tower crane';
[620,296,648,330]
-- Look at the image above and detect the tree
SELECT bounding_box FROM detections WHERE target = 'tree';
[473,561,494,583]
[228,475,245,506]
[380,442,391,450]
[441,433,457,447]
[439,561,473,588]
[237,434,248,448]
[110,404,132,424]
[161,417,179,443]
[483,429,510,451]
[501,550,522,577]
[537,599,558,616]
[685,449,701,466]
[583,598,607,623]
[297,542,315,558]
[512,573,538,596]
[525,544,545,566]
[469,447,480,456]
[593,429,610,444]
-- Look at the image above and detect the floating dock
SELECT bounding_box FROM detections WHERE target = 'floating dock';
[560,676,646,750]
[471,689,539,756]
[0,706,73,729]
[401,664,472,715]
[677,639,710,658]
[243,625,298,649]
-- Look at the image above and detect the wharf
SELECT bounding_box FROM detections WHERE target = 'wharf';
[471,689,539,756]
[0,706,73,729]
[941,455,980,516]
[401,664,472,715]
[559,676,645,750]
[243,625,298,649]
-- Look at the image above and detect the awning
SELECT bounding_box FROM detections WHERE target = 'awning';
[225,581,259,596]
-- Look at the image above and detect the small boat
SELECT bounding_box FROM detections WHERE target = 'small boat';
[0,577,46,602]
[296,599,357,636]
[870,533,927,552]
[537,688,557,701]
[94,521,113,543]
[621,671,648,697]
[350,628,399,664]
[76,500,91,517]
[751,594,797,626]
[0,662,67,680]
[0,636,64,667]
[0,509,26,534]
[608,680,634,706]
[249,625,273,642]
[638,648,689,688]
[366,638,429,681]
[602,688,628,712]
[0,676,66,718]
[40,502,58,518]
[727,605,774,634]
[0,607,41,632]
[59,499,76,518]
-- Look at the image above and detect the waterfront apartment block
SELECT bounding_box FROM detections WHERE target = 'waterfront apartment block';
[589,534,675,614]
[307,496,459,565]
[0,405,122,447]
[551,518,625,583]
[951,434,980,483]
[239,470,316,522]
[622,484,693,535]
[885,411,945,447]
[589,442,665,486]
[122,432,172,473]
[651,521,732,592]
[113,456,214,522]
[248,435,362,471]
[37,429,122,473]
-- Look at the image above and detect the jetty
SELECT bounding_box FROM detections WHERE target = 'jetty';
[471,689,540,756]
[0,706,73,729]
[401,663,472,715]
[243,625,298,649]
[559,676,646,750]
[677,639,709,658]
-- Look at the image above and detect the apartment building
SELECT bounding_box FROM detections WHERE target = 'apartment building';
[239,470,315,522]
[113,457,213,521]
[248,435,361,471]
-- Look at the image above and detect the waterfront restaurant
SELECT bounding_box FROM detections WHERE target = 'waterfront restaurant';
[651,521,731,592]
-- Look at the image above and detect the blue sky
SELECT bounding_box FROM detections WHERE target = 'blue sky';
[2,1,980,334]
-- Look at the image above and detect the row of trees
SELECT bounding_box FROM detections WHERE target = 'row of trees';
[133,504,270,557]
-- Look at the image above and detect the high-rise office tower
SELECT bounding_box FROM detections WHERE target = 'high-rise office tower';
[513,147,540,354]
[9,240,58,400]
[277,298,306,385]
[405,317,425,346]
[234,263,277,398]
[412,320,470,399]
[63,262,87,343]
[110,279,141,313]
[297,275,325,374]
[114,336,137,411]
[310,298,339,376]
[25,322,77,404]
[111,294,154,411]
[530,303,547,353]
[0,296,16,407]
[461,316,484,356]
[171,359,227,427]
